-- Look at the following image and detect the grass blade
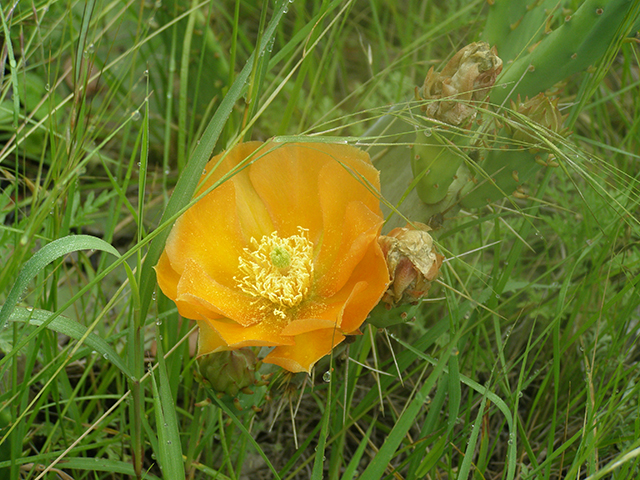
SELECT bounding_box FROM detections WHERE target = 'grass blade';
[0,235,120,330]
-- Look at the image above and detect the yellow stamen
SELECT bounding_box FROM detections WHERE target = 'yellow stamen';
[236,228,313,317]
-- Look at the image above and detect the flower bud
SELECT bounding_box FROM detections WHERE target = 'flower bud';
[198,348,257,397]
[378,223,444,306]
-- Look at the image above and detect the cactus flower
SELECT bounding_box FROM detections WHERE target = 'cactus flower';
[155,141,389,373]
[378,223,443,306]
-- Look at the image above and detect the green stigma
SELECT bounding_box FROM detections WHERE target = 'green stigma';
[270,245,292,270]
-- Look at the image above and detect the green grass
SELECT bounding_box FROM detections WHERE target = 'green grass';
[1,1,639,479]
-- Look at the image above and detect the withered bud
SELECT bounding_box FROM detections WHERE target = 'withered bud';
[506,93,568,145]
[378,223,444,306]
[198,348,257,397]
[416,42,503,126]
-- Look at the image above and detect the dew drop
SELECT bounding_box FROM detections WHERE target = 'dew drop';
[131,110,142,121]
[83,43,95,58]
[322,371,331,383]
[45,83,50,91]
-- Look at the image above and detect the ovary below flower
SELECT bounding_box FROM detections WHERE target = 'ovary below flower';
[155,141,389,373]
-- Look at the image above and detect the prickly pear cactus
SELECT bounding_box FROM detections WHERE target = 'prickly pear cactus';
[490,0,640,104]
[412,42,502,205]
[459,93,567,208]
[370,0,638,227]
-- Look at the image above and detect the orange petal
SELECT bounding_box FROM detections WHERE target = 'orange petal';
[248,143,326,241]
[315,200,383,296]
[263,328,346,374]
[176,259,263,325]
[198,142,275,241]
[291,236,388,335]
[280,318,337,336]
[155,252,203,319]
[313,154,382,289]
[196,319,228,355]
[338,238,389,333]
[164,180,246,288]
[197,316,295,354]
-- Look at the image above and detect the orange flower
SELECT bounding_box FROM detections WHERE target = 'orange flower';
[155,141,389,373]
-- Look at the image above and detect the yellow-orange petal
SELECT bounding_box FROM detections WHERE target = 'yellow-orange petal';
[315,200,383,297]
[196,319,228,355]
[155,252,204,319]
[163,181,248,288]
[198,315,295,353]
[263,328,346,374]
[248,143,326,242]
[338,237,389,333]
[280,318,338,336]
[175,259,261,325]
[313,157,382,291]
[198,142,276,241]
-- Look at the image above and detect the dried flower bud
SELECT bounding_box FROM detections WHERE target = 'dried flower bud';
[416,42,503,125]
[378,223,444,306]
[506,93,568,145]
[198,348,257,397]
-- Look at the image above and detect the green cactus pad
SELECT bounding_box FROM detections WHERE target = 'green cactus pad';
[412,128,467,205]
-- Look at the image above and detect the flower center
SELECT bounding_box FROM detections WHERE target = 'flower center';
[236,228,314,317]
